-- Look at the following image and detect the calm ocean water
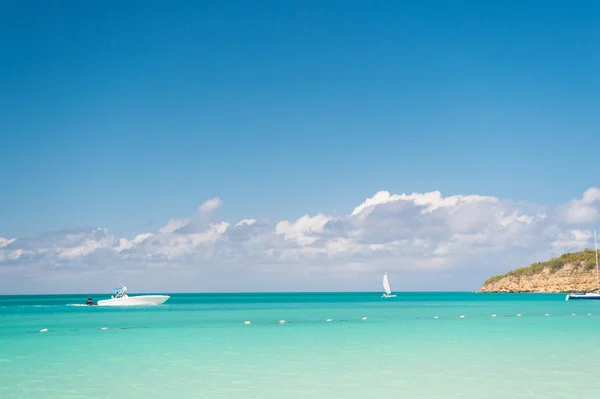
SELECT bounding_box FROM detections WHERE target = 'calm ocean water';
[1,292,600,398]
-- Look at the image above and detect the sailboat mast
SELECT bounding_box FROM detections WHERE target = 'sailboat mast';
[595,230,599,290]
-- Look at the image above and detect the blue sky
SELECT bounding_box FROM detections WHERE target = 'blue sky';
[1,1,599,293]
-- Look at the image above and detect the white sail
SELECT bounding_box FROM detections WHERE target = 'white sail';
[565,230,600,301]
[383,273,391,295]
[595,230,599,290]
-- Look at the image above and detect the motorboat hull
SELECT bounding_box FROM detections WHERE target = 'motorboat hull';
[97,295,170,307]
[566,293,600,301]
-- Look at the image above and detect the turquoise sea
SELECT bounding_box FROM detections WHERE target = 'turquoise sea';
[2,292,600,398]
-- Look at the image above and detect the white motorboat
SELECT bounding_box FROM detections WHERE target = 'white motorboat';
[566,230,600,301]
[88,284,170,307]
[382,272,397,298]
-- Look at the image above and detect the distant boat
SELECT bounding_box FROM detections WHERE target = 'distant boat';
[382,272,397,298]
[566,231,600,301]
[86,283,170,307]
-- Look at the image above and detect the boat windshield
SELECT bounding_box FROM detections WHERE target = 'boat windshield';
[112,287,127,298]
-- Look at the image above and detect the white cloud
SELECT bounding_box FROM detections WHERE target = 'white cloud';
[0,237,15,248]
[351,190,498,217]
[198,197,222,213]
[275,214,331,246]
[551,229,594,251]
[152,222,229,259]
[0,248,22,262]
[115,233,154,252]
[56,228,115,260]
[236,219,257,227]
[159,219,190,234]
[1,188,599,293]
[558,187,600,225]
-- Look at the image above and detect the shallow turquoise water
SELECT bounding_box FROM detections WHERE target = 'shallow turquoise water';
[2,292,600,398]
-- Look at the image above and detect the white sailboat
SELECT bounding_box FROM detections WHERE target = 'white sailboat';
[86,283,170,306]
[566,230,600,301]
[382,272,397,298]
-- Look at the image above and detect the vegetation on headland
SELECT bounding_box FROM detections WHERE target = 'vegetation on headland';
[482,249,598,287]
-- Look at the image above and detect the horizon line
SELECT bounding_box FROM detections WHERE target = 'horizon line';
[0,290,532,296]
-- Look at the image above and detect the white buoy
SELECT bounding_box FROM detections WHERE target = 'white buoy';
[545,314,550,316]
[491,314,497,318]
[101,327,108,330]
[517,314,521,317]
[588,314,592,316]
[326,319,332,322]
[243,321,251,325]
[459,315,465,318]
[433,316,438,319]
[572,313,576,316]
[39,328,48,333]
[279,320,286,324]
[362,317,368,320]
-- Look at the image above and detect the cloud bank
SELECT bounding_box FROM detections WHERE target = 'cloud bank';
[1,188,599,294]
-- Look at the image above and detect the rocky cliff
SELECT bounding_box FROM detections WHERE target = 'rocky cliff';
[480,249,599,293]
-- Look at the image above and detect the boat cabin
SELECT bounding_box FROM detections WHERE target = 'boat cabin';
[112,287,128,299]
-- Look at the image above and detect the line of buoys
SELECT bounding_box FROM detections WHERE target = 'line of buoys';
[236,312,588,325]
[428,312,600,319]
[446,312,600,319]
[242,317,369,325]
[31,326,150,333]
[32,311,600,334]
